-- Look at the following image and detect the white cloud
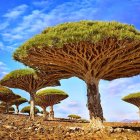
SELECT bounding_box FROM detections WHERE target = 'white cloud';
[54,99,89,119]
[0,62,9,79]
[33,0,52,7]
[0,42,4,50]
[0,22,9,30]
[1,0,99,44]
[3,4,28,20]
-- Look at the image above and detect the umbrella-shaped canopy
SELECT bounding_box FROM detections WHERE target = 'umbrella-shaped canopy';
[35,89,68,107]
[0,68,60,120]
[21,106,39,115]
[0,86,20,102]
[11,97,28,106]
[122,92,140,107]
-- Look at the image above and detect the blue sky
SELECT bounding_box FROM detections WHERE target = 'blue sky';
[0,0,140,121]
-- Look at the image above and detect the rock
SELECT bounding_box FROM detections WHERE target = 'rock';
[114,128,124,133]
[38,127,45,133]
[104,126,114,134]
[67,127,83,133]
[125,129,133,133]
[3,125,17,130]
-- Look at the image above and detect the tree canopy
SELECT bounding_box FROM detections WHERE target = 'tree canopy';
[36,88,68,107]
[0,69,60,92]
[36,88,68,96]
[68,114,81,119]
[122,92,140,107]
[0,86,20,102]
[12,20,140,123]
[11,97,28,106]
[13,21,140,59]
[21,106,39,114]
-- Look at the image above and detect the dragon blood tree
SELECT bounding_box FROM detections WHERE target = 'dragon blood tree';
[36,88,68,120]
[0,101,13,113]
[21,106,39,115]
[0,86,20,113]
[0,68,60,120]
[68,114,81,120]
[13,21,140,124]
[11,97,27,114]
[122,92,140,119]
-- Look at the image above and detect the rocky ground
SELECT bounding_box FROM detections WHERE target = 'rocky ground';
[0,114,140,140]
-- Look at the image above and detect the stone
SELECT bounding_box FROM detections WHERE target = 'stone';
[114,128,124,133]
[125,129,133,133]
[67,127,83,133]
[2,125,17,130]
[104,126,114,134]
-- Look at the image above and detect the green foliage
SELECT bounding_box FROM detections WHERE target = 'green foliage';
[0,87,20,102]
[36,88,68,96]
[0,86,13,94]
[68,114,81,119]
[13,20,140,59]
[21,106,39,114]
[122,92,140,100]
[0,68,36,83]
[11,97,27,106]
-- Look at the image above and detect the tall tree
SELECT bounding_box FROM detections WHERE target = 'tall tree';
[122,92,140,119]
[0,86,20,113]
[13,21,140,125]
[0,68,60,120]
[35,88,68,120]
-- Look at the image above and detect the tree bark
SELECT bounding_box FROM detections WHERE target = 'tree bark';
[30,94,35,120]
[16,105,19,114]
[87,80,103,119]
[42,107,49,120]
[86,80,104,129]
[138,107,140,119]
[49,106,54,120]
[6,102,9,114]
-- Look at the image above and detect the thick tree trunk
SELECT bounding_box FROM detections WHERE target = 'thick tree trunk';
[49,106,54,120]
[86,80,104,129]
[16,105,19,114]
[42,107,49,120]
[30,94,35,120]
[6,102,9,114]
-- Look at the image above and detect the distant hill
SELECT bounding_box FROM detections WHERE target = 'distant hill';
[121,119,140,123]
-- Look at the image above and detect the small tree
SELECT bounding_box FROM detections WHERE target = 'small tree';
[9,106,15,114]
[68,114,81,120]
[36,88,68,120]
[21,106,39,115]
[0,68,60,120]
[0,86,20,113]
[0,102,15,114]
[11,97,27,114]
[122,92,140,119]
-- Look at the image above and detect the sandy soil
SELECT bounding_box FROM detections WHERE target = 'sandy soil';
[0,114,140,140]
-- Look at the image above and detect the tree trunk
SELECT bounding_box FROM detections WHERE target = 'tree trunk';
[6,102,9,114]
[30,94,35,120]
[138,107,140,119]
[16,105,19,114]
[87,81,104,129]
[42,107,49,120]
[49,106,54,120]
